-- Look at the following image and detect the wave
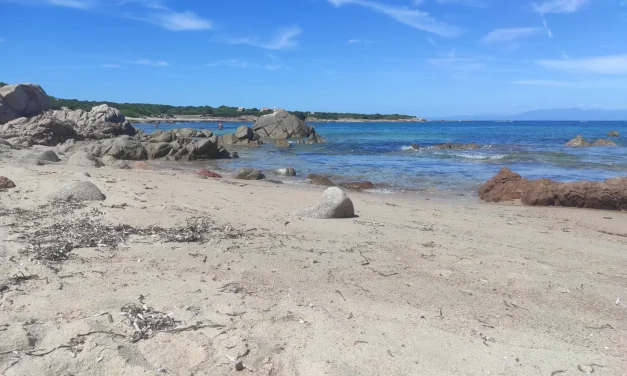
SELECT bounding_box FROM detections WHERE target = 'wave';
[400,145,419,151]
[453,153,507,160]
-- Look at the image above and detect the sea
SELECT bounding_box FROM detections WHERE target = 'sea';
[134,121,627,198]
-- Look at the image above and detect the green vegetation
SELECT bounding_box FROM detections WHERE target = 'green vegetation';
[0,82,7,88]
[50,97,416,120]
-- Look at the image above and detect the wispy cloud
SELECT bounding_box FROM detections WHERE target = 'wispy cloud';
[511,79,627,89]
[542,19,553,38]
[535,54,627,74]
[224,26,302,50]
[427,37,437,46]
[49,0,94,9]
[132,10,211,31]
[102,63,121,68]
[482,27,544,43]
[347,38,375,44]
[131,59,170,67]
[328,0,464,37]
[435,0,489,7]
[208,59,251,68]
[532,0,590,15]
[428,50,486,70]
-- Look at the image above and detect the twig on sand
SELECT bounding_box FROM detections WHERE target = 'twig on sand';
[585,324,614,330]
[550,370,567,376]
[358,251,371,266]
[369,268,398,277]
[335,290,347,301]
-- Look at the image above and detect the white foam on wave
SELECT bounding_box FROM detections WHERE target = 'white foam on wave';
[400,146,419,151]
[454,153,507,160]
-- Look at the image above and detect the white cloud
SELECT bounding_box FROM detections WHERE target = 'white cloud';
[224,26,302,50]
[542,19,553,38]
[532,0,590,14]
[348,39,361,43]
[48,0,94,9]
[511,79,627,89]
[328,0,464,37]
[131,59,170,67]
[102,63,121,68]
[482,27,544,43]
[208,59,251,68]
[138,10,211,31]
[536,54,627,74]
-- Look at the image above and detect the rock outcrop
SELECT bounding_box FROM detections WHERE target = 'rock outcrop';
[52,104,136,140]
[47,181,106,202]
[67,151,104,168]
[218,126,262,147]
[295,187,355,219]
[253,110,314,140]
[479,167,627,211]
[0,84,51,124]
[0,116,79,146]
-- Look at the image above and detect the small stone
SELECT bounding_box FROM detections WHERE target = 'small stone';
[47,181,106,202]
[235,168,264,180]
[133,161,153,170]
[0,176,16,189]
[234,361,245,371]
[295,187,355,219]
[196,168,222,178]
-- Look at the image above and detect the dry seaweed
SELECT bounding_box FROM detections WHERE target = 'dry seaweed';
[120,303,178,342]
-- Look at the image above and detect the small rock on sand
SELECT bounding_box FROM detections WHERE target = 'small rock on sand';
[47,181,106,202]
[67,151,103,168]
[235,168,265,180]
[74,172,91,178]
[0,176,16,189]
[339,181,374,190]
[196,168,222,178]
[295,187,355,219]
[133,161,153,170]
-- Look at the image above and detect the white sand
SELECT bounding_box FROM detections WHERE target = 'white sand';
[0,156,625,375]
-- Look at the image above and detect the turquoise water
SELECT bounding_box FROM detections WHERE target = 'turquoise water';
[135,121,627,196]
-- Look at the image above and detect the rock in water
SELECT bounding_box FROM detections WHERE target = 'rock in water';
[235,168,264,180]
[339,181,374,190]
[607,130,620,137]
[275,168,296,176]
[230,151,239,159]
[67,151,103,168]
[295,187,355,219]
[275,139,291,148]
[307,174,334,186]
[565,135,590,147]
[253,109,314,139]
[592,139,617,146]
[235,125,254,140]
[47,181,106,202]
[0,83,51,124]
[433,143,480,150]
[0,176,16,189]
[196,168,222,178]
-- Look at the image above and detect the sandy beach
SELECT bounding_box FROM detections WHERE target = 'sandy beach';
[1,153,625,376]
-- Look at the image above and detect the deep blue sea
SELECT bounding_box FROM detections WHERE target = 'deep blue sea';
[135,121,627,197]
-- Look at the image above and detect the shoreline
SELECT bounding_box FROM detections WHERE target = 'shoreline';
[127,116,427,124]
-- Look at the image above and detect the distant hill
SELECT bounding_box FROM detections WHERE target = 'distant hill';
[437,108,627,121]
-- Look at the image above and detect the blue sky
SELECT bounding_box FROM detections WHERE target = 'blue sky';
[1,0,626,116]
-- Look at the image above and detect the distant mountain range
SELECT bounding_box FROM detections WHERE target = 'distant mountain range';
[435,108,627,121]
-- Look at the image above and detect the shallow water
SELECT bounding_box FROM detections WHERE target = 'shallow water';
[135,121,627,197]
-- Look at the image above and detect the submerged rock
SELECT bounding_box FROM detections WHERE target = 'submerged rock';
[235,168,264,180]
[592,139,617,146]
[339,181,374,190]
[47,181,106,202]
[0,176,16,189]
[433,143,480,150]
[307,174,334,186]
[607,130,620,137]
[275,139,290,148]
[275,168,296,176]
[479,167,627,211]
[295,187,355,219]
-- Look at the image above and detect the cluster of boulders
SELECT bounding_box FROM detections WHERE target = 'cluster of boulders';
[479,167,627,211]
[565,135,616,147]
